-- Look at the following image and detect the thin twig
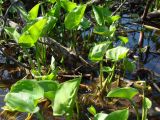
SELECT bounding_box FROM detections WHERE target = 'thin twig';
[112,0,127,16]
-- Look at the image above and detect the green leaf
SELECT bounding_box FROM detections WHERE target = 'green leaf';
[4,27,20,43]
[64,4,86,30]
[38,80,59,101]
[124,59,136,72]
[47,0,56,3]
[28,3,40,20]
[52,78,81,116]
[94,113,108,120]
[19,18,47,47]
[89,42,111,62]
[106,15,120,25]
[79,17,91,30]
[10,80,44,99]
[93,26,109,36]
[47,2,61,18]
[106,46,129,61]
[87,105,97,116]
[118,36,129,44]
[4,92,39,113]
[92,6,105,26]
[60,0,77,12]
[107,87,139,100]
[102,66,113,73]
[106,108,129,120]
[144,97,152,109]
[42,16,57,34]
[4,80,44,113]
[94,109,129,120]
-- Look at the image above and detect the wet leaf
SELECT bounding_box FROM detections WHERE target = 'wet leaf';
[52,78,81,117]
[19,18,47,47]
[107,87,139,100]
[64,4,86,30]
[106,46,129,61]
[61,0,77,12]
[89,42,111,62]
[28,3,40,20]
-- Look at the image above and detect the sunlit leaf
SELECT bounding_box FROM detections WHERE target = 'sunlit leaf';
[106,15,120,25]
[64,4,86,30]
[106,46,129,61]
[4,27,20,43]
[38,80,59,101]
[89,42,111,62]
[94,113,108,120]
[107,87,139,100]
[107,109,129,120]
[87,105,97,116]
[144,97,152,109]
[94,109,129,120]
[52,78,81,117]
[5,92,39,113]
[61,0,77,12]
[118,36,129,44]
[19,18,47,47]
[92,6,105,26]
[28,3,40,20]
[4,80,44,113]
[47,3,61,18]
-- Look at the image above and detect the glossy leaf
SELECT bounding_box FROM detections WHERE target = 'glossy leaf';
[118,36,129,44]
[64,4,86,30]
[89,42,111,62]
[28,3,40,20]
[19,18,47,47]
[61,0,77,12]
[4,80,44,113]
[87,105,97,116]
[93,26,109,36]
[106,46,129,61]
[52,78,81,116]
[107,87,139,100]
[38,80,59,101]
[106,15,120,25]
[4,27,20,43]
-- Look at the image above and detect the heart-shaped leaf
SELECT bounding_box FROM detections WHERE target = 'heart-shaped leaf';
[19,18,47,47]
[52,78,81,117]
[4,80,44,113]
[64,4,86,30]
[106,46,129,61]
[89,42,111,62]
[107,87,139,100]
